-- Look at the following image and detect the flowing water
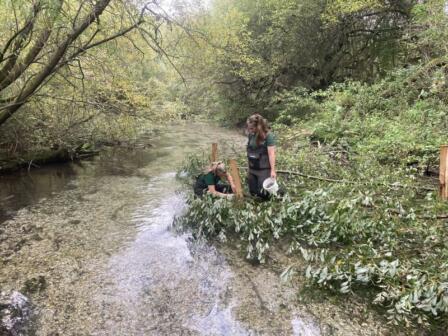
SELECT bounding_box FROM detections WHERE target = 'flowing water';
[0,122,391,336]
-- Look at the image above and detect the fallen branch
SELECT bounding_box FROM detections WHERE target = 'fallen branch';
[276,169,356,184]
[277,169,437,191]
[418,214,448,220]
[387,208,448,220]
[239,167,436,191]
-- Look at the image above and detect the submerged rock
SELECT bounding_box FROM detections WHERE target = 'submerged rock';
[0,291,32,336]
[22,275,47,295]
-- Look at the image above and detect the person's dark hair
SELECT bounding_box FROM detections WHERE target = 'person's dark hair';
[247,114,269,145]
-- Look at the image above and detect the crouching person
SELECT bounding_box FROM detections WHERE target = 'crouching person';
[194,161,236,199]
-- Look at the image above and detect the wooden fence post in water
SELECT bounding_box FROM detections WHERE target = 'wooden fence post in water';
[211,143,218,162]
[228,159,243,199]
[440,145,448,200]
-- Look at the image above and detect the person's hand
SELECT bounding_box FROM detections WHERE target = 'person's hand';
[270,170,277,179]
[230,183,237,192]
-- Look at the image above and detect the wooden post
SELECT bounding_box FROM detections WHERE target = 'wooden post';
[211,143,218,162]
[440,145,448,200]
[228,159,243,199]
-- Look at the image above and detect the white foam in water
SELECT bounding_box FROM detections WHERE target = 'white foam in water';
[291,316,321,336]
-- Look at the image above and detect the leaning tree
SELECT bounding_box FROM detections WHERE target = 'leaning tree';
[0,0,167,128]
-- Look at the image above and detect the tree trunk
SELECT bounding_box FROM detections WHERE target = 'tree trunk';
[0,0,112,127]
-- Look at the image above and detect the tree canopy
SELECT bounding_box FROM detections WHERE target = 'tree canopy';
[0,0,170,127]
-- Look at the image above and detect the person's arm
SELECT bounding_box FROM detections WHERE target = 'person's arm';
[268,145,276,179]
[207,185,232,198]
[226,173,237,193]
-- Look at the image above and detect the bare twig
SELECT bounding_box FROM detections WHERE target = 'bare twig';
[418,214,448,220]
[280,169,436,191]
[240,167,437,191]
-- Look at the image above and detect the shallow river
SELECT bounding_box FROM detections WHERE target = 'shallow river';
[0,122,393,336]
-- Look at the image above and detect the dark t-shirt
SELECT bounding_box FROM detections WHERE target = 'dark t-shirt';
[248,132,276,149]
[197,171,220,188]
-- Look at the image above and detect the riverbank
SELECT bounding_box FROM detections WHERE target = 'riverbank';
[176,117,448,334]
[215,240,403,335]
[1,121,408,336]
[0,148,99,175]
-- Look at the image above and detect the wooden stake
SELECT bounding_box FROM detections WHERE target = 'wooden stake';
[440,145,448,200]
[228,159,243,199]
[211,143,218,162]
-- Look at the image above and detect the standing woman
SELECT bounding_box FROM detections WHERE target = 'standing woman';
[246,114,276,198]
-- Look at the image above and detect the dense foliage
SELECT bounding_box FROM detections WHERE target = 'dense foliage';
[0,0,186,161]
[2,0,448,330]
[176,134,447,329]
[173,0,421,122]
[173,0,448,330]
